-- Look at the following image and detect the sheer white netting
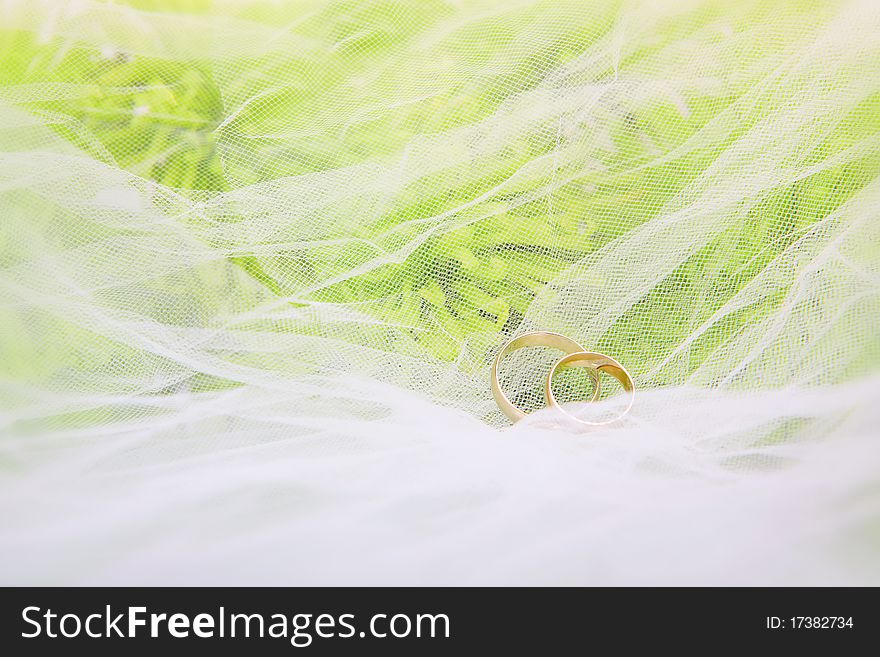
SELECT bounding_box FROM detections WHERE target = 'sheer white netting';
[1,0,879,584]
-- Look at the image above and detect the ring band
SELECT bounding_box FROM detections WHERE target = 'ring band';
[545,351,635,426]
[491,331,600,422]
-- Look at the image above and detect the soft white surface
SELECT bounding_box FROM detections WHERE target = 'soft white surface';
[2,375,878,585]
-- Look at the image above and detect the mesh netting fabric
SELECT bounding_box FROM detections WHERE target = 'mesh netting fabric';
[1,0,879,584]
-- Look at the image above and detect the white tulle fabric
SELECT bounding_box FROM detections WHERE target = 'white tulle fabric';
[1,0,879,584]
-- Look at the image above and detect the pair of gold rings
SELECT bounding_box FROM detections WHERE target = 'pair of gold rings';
[491,331,635,426]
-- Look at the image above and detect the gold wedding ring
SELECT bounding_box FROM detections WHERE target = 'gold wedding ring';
[491,332,635,426]
[545,351,635,426]
[491,331,600,422]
